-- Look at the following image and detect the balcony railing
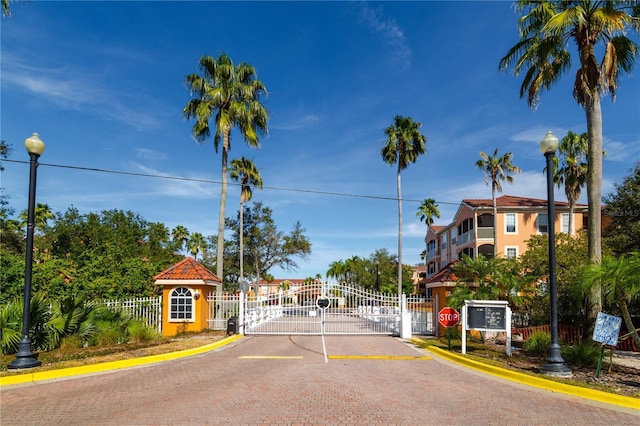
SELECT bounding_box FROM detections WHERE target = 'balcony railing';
[477,227,494,239]
[427,248,440,259]
[457,230,473,245]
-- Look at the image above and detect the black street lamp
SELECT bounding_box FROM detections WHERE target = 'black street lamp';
[8,133,45,370]
[539,131,571,377]
[375,261,380,291]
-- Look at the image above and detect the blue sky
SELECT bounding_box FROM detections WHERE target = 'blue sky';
[2,1,639,280]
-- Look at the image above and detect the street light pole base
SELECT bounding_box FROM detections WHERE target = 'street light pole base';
[541,361,572,378]
[8,340,41,370]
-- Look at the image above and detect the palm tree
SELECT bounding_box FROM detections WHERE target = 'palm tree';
[382,115,427,302]
[187,232,207,261]
[580,253,640,348]
[326,260,346,284]
[19,202,54,235]
[183,53,269,281]
[417,198,440,267]
[499,1,640,322]
[475,149,521,257]
[554,131,588,236]
[171,225,190,254]
[416,198,440,227]
[229,157,263,279]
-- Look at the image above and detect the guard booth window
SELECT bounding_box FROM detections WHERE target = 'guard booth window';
[170,287,194,321]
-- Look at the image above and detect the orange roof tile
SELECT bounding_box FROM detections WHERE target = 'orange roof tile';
[463,194,586,208]
[153,257,221,282]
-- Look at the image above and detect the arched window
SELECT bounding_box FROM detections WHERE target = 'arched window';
[170,287,194,322]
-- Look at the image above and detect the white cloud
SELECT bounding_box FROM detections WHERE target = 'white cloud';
[271,114,321,130]
[135,148,168,161]
[358,2,412,70]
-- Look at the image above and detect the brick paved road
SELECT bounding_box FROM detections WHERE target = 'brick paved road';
[1,335,638,425]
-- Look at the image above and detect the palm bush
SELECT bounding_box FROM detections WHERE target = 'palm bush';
[562,340,601,368]
[523,331,551,357]
[0,299,22,355]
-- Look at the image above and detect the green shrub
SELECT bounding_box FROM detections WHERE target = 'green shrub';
[561,340,601,368]
[94,327,124,346]
[59,335,84,349]
[523,331,551,357]
[127,320,161,343]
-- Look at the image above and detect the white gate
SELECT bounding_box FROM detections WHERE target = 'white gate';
[207,282,435,336]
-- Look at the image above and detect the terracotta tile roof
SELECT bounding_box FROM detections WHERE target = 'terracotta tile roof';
[430,225,446,232]
[257,278,309,286]
[425,260,460,284]
[463,194,584,208]
[153,257,221,282]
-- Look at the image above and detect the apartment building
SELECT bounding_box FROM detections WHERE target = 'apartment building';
[424,195,587,279]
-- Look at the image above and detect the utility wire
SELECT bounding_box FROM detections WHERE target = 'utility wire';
[3,159,461,205]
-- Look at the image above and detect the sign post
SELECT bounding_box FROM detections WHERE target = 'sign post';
[438,307,460,350]
[317,295,330,363]
[592,312,623,378]
[462,300,511,356]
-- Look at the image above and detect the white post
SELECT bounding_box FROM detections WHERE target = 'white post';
[461,302,467,355]
[400,294,412,338]
[239,291,245,335]
[506,306,512,357]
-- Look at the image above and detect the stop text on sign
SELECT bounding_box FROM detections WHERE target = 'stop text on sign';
[438,307,460,327]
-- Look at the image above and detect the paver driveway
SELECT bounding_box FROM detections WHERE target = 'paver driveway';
[1,335,638,425]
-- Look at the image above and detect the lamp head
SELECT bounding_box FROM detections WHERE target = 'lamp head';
[25,133,45,156]
[539,131,559,155]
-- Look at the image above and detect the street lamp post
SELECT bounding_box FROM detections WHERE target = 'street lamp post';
[375,261,380,291]
[9,133,45,369]
[539,131,571,377]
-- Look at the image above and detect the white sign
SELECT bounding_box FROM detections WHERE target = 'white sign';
[592,312,622,346]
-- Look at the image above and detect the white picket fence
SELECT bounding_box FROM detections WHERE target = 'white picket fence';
[101,296,163,332]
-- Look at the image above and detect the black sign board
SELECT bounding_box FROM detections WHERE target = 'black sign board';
[467,306,506,330]
[317,297,330,309]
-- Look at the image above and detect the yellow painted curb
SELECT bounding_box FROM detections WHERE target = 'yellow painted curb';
[418,341,639,411]
[0,334,243,387]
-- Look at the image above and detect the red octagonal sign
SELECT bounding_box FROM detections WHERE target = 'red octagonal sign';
[438,307,460,327]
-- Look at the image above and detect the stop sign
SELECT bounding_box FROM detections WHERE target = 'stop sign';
[438,307,460,327]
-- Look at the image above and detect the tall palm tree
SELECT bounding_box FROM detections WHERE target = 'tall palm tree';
[554,131,588,236]
[499,1,640,322]
[187,232,207,261]
[381,115,427,301]
[171,225,190,254]
[475,149,521,257]
[417,198,440,268]
[183,52,269,281]
[229,157,263,279]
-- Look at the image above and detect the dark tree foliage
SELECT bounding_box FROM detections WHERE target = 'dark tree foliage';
[221,202,311,289]
[603,162,640,256]
[0,206,182,304]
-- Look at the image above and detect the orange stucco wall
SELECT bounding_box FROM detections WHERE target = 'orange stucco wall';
[160,284,212,336]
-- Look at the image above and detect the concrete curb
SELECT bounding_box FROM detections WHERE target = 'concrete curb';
[419,341,639,411]
[0,334,243,387]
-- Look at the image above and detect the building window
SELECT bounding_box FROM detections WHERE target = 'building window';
[505,213,517,233]
[505,247,518,259]
[459,247,474,259]
[561,213,570,234]
[428,262,437,275]
[538,214,548,233]
[441,235,447,250]
[170,287,194,322]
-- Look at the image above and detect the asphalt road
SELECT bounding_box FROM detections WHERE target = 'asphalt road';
[1,335,638,425]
